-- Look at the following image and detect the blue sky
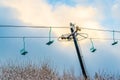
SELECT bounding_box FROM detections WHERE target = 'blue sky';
[0,0,120,76]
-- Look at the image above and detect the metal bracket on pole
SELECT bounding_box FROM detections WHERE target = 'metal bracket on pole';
[58,25,88,42]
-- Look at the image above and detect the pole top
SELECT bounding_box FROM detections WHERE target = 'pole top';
[70,22,75,28]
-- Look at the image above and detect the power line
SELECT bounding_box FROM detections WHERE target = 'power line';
[87,37,120,40]
[0,36,120,40]
[0,25,120,41]
[0,25,120,33]
[0,36,58,38]
[81,27,120,32]
[0,25,68,28]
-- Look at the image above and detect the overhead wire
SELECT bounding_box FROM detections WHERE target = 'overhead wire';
[0,25,120,33]
[0,36,58,38]
[0,36,120,41]
[0,25,120,41]
[87,38,120,40]
[0,25,68,28]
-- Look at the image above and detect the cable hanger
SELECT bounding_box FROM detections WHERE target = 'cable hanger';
[90,38,96,52]
[111,30,118,45]
[46,27,54,45]
[20,37,28,55]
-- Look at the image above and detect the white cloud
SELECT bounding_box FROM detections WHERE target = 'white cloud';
[71,0,87,3]
[112,0,120,20]
[0,0,106,43]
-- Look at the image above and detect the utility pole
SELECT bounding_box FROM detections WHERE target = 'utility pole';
[70,23,88,80]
